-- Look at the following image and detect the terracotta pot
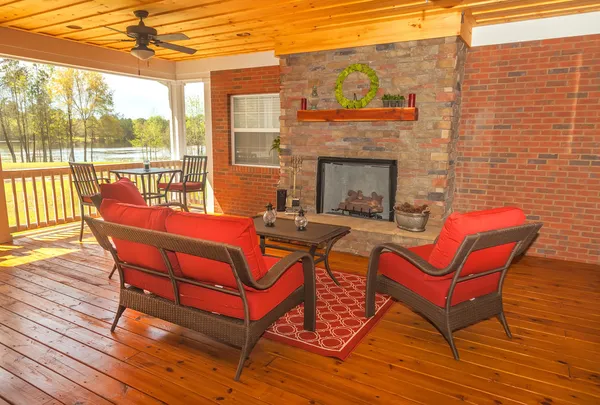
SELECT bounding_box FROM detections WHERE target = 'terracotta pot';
[394,210,430,232]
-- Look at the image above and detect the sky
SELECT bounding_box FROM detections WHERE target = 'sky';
[102,73,204,119]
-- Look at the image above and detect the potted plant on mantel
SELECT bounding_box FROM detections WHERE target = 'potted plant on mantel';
[382,94,393,107]
[394,202,430,232]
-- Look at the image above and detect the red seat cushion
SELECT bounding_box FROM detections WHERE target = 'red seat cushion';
[379,244,500,307]
[426,207,526,281]
[100,178,147,206]
[81,195,95,204]
[158,182,203,191]
[165,212,268,289]
[99,199,180,289]
[121,256,303,321]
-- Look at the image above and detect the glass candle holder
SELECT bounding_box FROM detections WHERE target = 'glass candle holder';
[263,202,277,227]
[294,207,308,231]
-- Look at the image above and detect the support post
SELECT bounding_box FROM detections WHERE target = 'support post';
[0,156,13,243]
[202,79,215,213]
[167,81,186,160]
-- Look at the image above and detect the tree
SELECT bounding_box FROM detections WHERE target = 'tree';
[0,85,17,163]
[52,68,77,161]
[185,95,205,155]
[1,60,31,162]
[29,64,53,162]
[73,70,113,161]
[131,116,169,160]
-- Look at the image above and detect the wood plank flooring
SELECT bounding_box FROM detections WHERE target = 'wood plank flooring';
[0,223,598,405]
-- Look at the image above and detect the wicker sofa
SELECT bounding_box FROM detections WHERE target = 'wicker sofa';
[365,207,542,359]
[87,198,316,381]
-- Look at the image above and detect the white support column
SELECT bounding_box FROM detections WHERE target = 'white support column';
[167,81,186,160]
[202,79,215,213]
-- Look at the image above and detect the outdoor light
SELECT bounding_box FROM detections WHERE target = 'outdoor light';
[131,44,155,60]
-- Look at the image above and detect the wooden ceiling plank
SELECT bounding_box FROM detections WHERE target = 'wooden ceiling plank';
[92,0,498,52]
[476,3,600,24]
[0,0,91,24]
[470,0,577,15]
[473,0,593,19]
[274,11,465,56]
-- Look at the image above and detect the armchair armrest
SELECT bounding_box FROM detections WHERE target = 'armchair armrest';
[370,243,452,277]
[98,177,111,184]
[251,251,316,331]
[155,201,189,212]
[183,172,208,182]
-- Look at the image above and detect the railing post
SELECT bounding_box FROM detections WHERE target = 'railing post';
[0,156,13,243]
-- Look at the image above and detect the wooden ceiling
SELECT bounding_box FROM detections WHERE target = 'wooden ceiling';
[0,0,597,61]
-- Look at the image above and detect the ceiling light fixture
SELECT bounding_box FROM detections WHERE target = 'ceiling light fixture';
[236,32,251,37]
[66,25,82,30]
[130,43,155,60]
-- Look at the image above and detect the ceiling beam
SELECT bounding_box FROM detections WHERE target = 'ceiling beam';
[0,27,176,81]
[274,11,472,56]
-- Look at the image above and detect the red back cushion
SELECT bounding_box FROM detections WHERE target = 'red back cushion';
[99,199,179,277]
[100,178,147,206]
[165,212,268,288]
[427,207,526,280]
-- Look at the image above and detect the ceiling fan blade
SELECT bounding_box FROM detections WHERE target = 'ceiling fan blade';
[153,41,196,55]
[153,33,189,42]
[92,39,136,42]
[104,26,129,35]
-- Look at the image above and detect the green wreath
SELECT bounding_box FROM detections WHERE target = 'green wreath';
[335,63,379,109]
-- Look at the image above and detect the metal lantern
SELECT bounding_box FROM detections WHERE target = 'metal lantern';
[294,207,308,231]
[263,202,277,227]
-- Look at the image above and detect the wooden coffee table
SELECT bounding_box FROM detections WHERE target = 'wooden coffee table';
[253,217,351,286]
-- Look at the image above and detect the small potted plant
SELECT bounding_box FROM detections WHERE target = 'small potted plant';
[382,94,393,107]
[394,202,430,232]
[399,95,406,108]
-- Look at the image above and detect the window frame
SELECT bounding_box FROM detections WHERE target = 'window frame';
[230,93,280,168]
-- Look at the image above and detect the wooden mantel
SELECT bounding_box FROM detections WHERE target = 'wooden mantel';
[297,108,418,122]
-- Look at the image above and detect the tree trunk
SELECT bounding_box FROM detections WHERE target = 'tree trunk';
[67,108,75,162]
[0,116,17,163]
[83,121,88,162]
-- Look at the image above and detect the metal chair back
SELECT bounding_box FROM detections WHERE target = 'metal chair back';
[69,162,102,202]
[182,155,208,184]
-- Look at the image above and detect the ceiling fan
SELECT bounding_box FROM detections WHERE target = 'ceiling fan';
[103,10,196,60]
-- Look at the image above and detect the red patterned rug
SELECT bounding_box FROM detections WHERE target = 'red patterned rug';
[264,268,393,360]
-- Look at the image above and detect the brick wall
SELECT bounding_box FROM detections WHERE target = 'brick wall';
[211,66,280,216]
[455,34,600,264]
[280,37,467,219]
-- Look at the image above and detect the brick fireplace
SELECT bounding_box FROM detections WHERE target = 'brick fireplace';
[279,37,467,220]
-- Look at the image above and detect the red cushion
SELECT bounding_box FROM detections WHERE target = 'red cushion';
[165,212,268,288]
[122,256,304,320]
[158,182,203,191]
[379,244,500,307]
[99,199,180,281]
[100,178,147,206]
[426,207,526,281]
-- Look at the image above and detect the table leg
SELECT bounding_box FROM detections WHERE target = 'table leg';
[322,237,343,286]
[260,236,266,254]
[140,174,148,204]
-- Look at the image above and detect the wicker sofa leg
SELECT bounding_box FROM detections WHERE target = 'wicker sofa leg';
[111,305,126,332]
[498,311,512,338]
[79,203,85,242]
[108,264,117,279]
[442,324,460,360]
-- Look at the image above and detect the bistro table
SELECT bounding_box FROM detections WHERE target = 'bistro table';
[253,216,351,286]
[110,167,180,205]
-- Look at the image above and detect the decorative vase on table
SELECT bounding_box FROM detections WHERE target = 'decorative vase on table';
[308,86,319,110]
[263,202,277,227]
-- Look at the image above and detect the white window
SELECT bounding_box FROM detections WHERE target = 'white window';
[231,94,280,167]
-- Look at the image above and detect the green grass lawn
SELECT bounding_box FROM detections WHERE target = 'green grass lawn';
[2,161,113,170]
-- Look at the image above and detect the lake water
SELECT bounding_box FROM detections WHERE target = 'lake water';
[0,145,206,164]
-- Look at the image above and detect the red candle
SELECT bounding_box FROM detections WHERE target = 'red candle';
[300,98,307,110]
[408,93,416,107]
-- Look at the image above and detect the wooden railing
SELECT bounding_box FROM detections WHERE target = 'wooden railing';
[2,160,188,233]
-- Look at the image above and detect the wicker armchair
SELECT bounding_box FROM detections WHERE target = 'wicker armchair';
[365,207,542,359]
[85,214,316,381]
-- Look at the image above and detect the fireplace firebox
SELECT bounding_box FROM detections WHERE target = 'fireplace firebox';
[316,157,397,221]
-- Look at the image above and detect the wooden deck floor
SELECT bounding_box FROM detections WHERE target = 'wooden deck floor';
[0,224,598,405]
